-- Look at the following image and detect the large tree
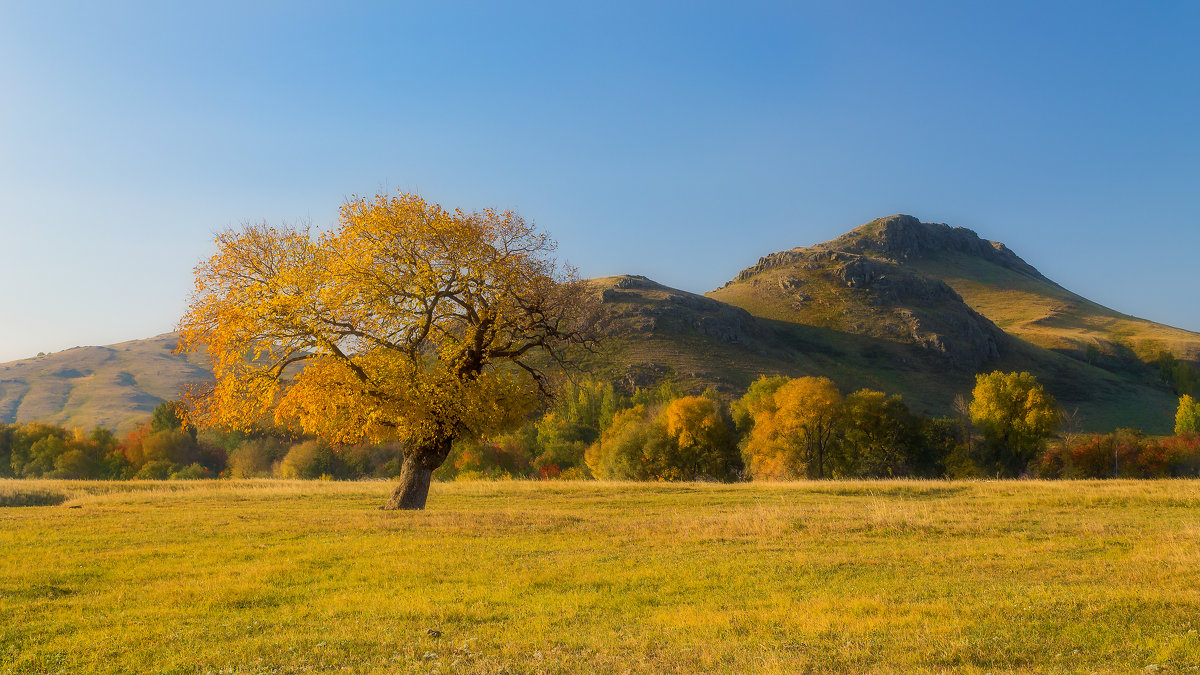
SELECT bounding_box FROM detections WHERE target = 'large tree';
[178,192,599,509]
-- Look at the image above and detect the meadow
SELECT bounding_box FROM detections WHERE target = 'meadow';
[2,479,1198,674]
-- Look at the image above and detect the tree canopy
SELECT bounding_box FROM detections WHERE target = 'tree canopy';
[178,192,599,508]
[968,371,1059,475]
[739,376,843,479]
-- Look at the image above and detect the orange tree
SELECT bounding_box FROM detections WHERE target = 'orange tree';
[739,376,843,479]
[178,192,599,509]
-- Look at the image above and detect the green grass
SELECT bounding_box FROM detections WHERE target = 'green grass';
[3,479,1200,673]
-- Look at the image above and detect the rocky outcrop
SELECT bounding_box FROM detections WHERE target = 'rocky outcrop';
[717,228,1013,370]
[826,254,1006,369]
[597,276,764,346]
[829,214,1047,280]
[732,214,1048,283]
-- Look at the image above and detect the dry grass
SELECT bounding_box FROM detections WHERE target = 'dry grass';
[2,479,1199,673]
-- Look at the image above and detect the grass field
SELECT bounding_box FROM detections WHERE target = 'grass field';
[2,479,1199,673]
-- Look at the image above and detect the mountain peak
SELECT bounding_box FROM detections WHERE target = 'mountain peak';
[823,215,1045,280]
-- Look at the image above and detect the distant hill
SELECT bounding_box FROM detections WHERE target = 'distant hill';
[2,215,1195,435]
[0,334,211,433]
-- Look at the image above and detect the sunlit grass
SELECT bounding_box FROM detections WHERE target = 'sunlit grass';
[2,479,1199,673]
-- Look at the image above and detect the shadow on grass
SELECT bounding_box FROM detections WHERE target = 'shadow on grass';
[0,489,69,507]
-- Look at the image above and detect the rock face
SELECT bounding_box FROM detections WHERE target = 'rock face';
[714,218,1015,370]
[829,214,1047,279]
[830,253,1005,369]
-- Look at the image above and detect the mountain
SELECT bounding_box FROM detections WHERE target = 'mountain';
[706,215,1196,431]
[1,215,1194,434]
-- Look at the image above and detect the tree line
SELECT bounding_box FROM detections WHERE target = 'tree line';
[5,371,1196,482]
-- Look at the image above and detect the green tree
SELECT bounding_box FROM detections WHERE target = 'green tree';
[968,371,1060,476]
[837,389,921,477]
[730,375,789,434]
[277,440,339,479]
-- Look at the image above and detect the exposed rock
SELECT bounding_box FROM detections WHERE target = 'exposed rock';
[829,214,1047,280]
[613,275,661,290]
[735,214,1048,283]
[720,235,1009,370]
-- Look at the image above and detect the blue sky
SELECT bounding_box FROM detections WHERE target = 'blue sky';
[0,1,1197,362]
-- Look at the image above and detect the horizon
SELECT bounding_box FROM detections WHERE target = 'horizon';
[2,2,1198,362]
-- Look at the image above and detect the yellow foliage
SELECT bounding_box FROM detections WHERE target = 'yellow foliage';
[740,376,843,479]
[178,192,597,462]
[663,396,722,449]
[968,371,1059,473]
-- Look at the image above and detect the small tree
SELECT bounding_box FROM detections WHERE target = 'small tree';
[968,371,1059,476]
[1177,395,1200,436]
[661,395,741,480]
[178,193,599,509]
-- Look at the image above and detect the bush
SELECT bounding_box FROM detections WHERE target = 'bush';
[277,440,338,479]
[1043,430,1200,479]
[0,489,68,507]
[135,459,175,480]
[170,463,211,480]
[227,438,285,478]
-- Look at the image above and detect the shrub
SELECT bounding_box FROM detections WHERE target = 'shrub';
[0,489,68,507]
[135,459,174,480]
[277,440,338,479]
[227,438,285,478]
[170,463,211,480]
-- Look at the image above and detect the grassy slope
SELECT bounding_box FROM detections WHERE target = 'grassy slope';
[2,479,1199,673]
[913,250,1200,363]
[0,334,211,433]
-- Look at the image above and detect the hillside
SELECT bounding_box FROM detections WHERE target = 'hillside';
[825,215,1200,364]
[1,216,1195,435]
[0,334,212,433]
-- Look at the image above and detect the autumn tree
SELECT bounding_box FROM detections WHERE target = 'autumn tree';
[1177,395,1200,435]
[740,376,843,479]
[968,371,1059,476]
[178,192,599,509]
[584,397,740,482]
[660,395,741,480]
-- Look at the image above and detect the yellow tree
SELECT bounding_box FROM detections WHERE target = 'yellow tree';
[968,371,1059,476]
[741,376,843,479]
[1177,395,1200,435]
[178,192,599,509]
[661,395,740,480]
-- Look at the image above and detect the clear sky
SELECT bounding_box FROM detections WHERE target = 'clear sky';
[1,1,1197,362]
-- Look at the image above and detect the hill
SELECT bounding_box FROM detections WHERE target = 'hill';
[1,215,1195,434]
[0,334,212,433]
[707,215,1194,432]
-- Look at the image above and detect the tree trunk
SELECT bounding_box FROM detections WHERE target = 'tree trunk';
[384,454,434,510]
[382,436,453,511]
